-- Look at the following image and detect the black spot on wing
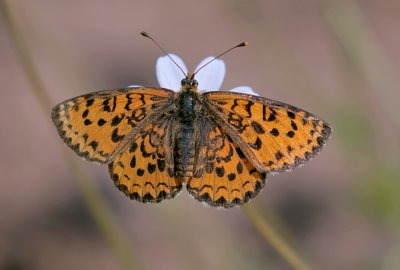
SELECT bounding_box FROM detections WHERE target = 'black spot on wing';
[236,147,246,159]
[130,155,136,168]
[236,162,243,174]
[287,111,296,119]
[86,99,94,107]
[82,109,89,118]
[275,151,283,161]
[84,119,92,126]
[216,166,225,177]
[270,128,279,136]
[97,118,107,126]
[111,128,125,143]
[286,131,295,138]
[129,142,138,153]
[291,121,298,130]
[157,159,165,172]
[251,121,265,134]
[137,169,145,176]
[227,173,236,181]
[249,137,262,150]
[88,141,98,151]
[148,163,156,174]
[111,114,125,126]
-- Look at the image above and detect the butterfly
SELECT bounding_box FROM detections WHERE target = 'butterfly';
[52,34,331,208]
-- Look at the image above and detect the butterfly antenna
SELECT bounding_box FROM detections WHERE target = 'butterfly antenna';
[141,31,187,77]
[193,41,248,76]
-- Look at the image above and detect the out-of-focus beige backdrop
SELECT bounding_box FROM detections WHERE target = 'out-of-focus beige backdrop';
[1,1,399,270]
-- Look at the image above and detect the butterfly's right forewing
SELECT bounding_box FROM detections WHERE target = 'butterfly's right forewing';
[204,91,332,173]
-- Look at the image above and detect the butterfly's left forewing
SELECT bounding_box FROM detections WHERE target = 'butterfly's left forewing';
[204,91,332,173]
[52,88,174,163]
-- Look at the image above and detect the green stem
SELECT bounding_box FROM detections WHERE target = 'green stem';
[243,205,312,270]
[0,2,141,269]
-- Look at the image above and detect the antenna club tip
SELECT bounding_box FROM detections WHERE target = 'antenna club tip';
[239,41,249,47]
[140,31,150,38]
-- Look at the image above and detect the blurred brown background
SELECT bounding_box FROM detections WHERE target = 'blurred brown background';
[1,1,399,270]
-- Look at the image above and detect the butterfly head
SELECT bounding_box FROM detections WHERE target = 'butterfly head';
[181,73,198,90]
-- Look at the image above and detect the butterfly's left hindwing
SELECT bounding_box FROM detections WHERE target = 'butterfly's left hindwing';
[204,91,332,173]
[52,88,174,163]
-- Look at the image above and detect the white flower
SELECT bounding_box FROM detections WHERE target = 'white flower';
[156,54,259,95]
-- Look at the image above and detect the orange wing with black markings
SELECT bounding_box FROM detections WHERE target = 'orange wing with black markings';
[109,117,182,203]
[188,118,266,208]
[204,91,332,173]
[51,87,174,163]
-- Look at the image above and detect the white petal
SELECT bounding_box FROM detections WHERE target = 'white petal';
[156,54,187,91]
[195,57,225,92]
[229,86,260,96]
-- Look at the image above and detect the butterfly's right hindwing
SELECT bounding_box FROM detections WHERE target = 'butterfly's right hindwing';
[188,117,266,208]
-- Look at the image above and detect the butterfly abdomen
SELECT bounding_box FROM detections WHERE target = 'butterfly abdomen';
[175,125,195,180]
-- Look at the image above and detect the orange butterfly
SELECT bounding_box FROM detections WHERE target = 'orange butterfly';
[52,33,331,208]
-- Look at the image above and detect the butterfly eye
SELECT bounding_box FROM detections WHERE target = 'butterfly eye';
[191,80,198,87]
[181,78,189,85]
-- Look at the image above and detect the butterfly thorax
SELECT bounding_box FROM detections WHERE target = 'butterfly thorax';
[176,89,196,122]
[176,74,200,123]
